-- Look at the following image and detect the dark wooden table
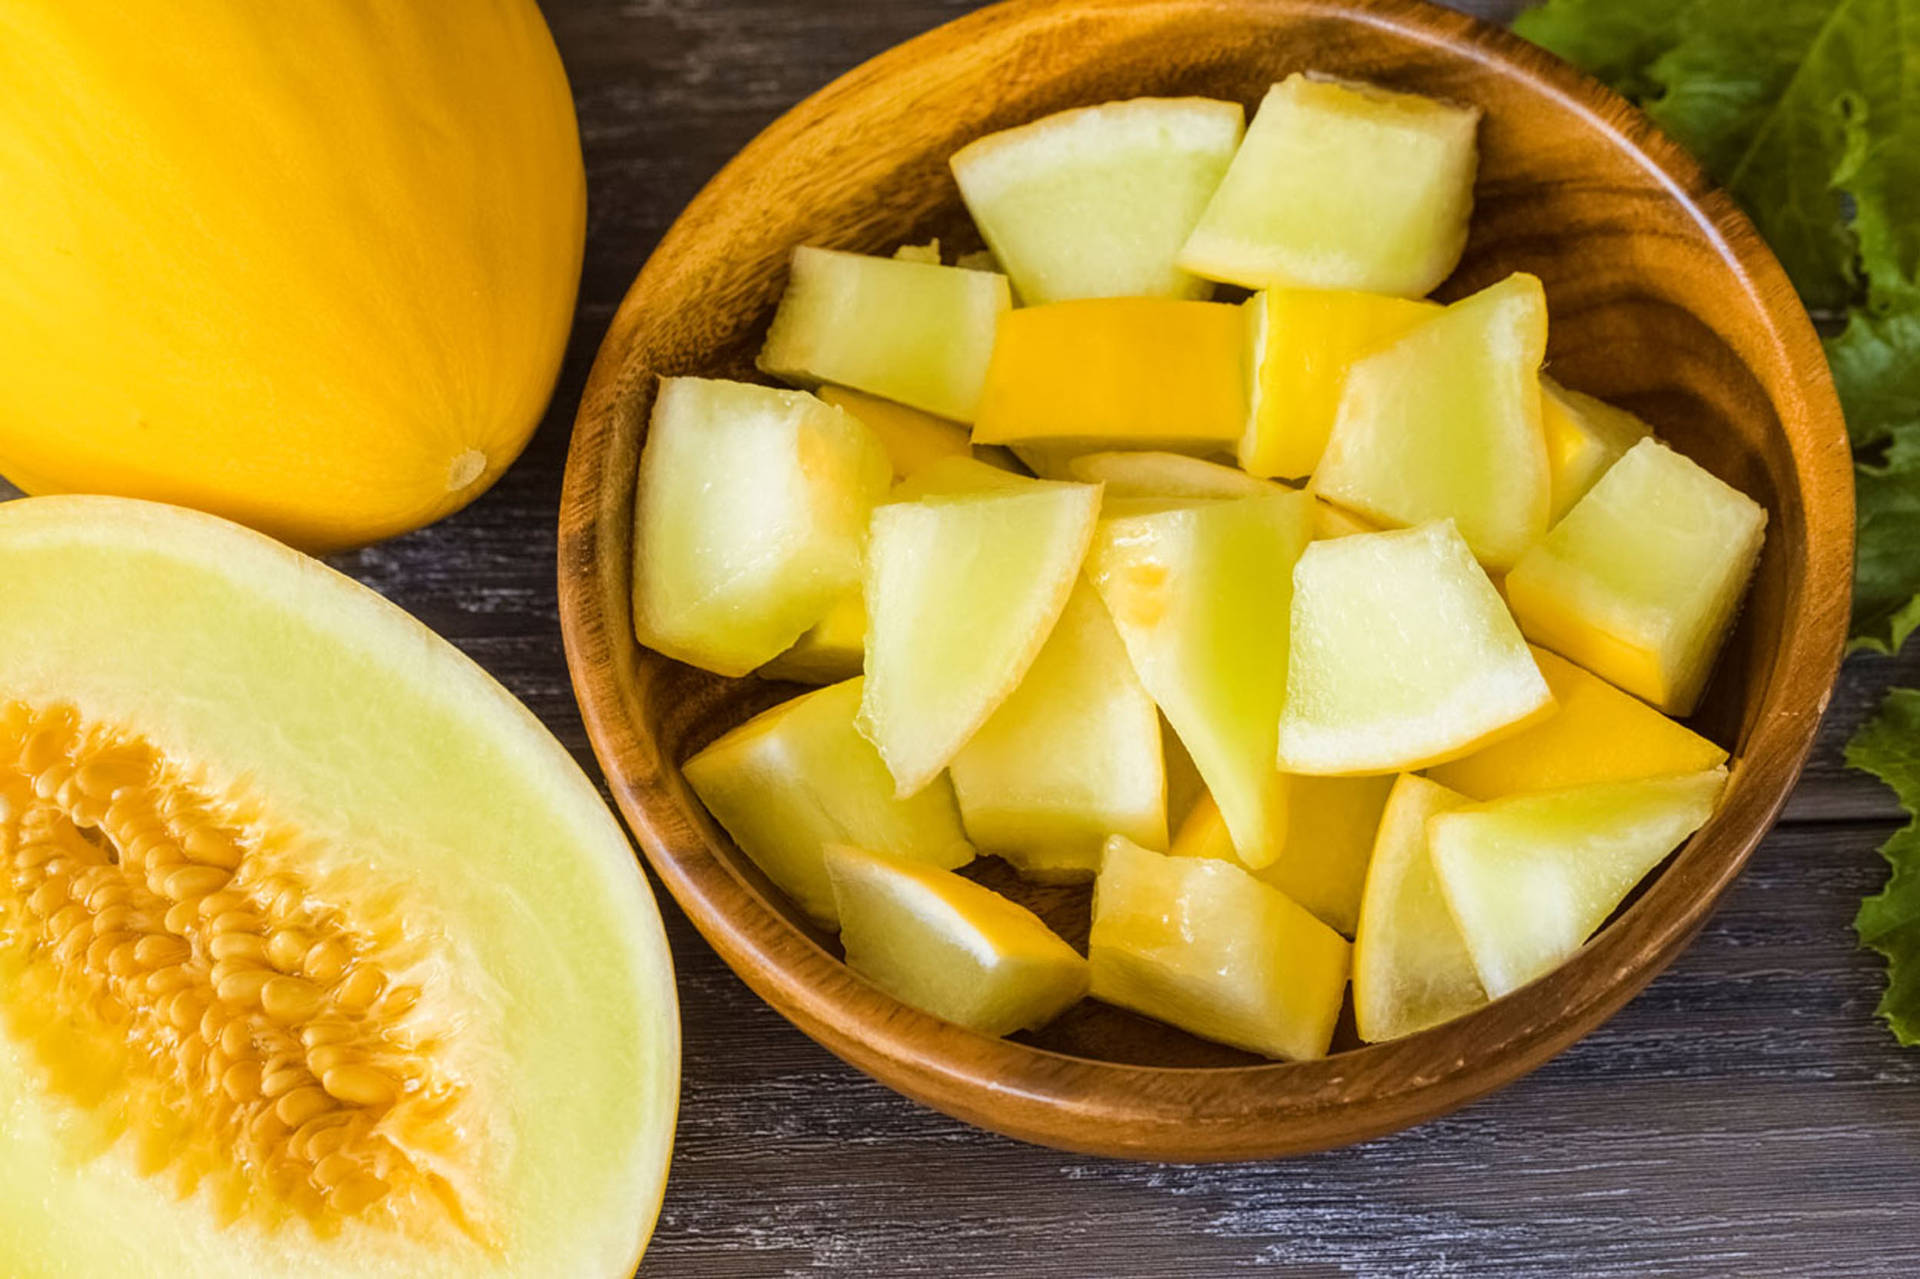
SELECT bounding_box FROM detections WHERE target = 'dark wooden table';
[21,1,1918,1273]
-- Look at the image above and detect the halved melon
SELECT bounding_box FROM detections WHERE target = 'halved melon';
[0,497,676,1277]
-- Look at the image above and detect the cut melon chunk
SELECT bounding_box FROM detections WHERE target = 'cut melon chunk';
[1088,491,1313,868]
[1009,443,1085,481]
[1426,646,1728,799]
[824,845,1087,1036]
[1177,74,1480,295]
[1313,273,1551,570]
[1170,773,1393,936]
[1242,289,1438,480]
[1352,775,1486,1042]
[887,453,1036,501]
[1089,837,1350,1060]
[972,298,1247,449]
[757,245,1011,421]
[757,590,866,685]
[683,679,974,927]
[818,384,971,478]
[1067,450,1279,499]
[860,475,1102,795]
[1541,377,1654,524]
[1506,438,1767,716]
[949,582,1165,881]
[632,377,890,677]
[951,97,1244,304]
[1430,769,1727,997]
[1279,521,1552,775]
[0,497,677,1277]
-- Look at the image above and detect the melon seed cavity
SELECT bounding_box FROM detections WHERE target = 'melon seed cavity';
[0,700,476,1237]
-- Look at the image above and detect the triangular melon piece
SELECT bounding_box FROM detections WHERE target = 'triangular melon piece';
[860,474,1101,795]
[824,845,1088,1036]
[1176,73,1480,295]
[1242,288,1438,480]
[1429,769,1728,997]
[1067,450,1280,499]
[1540,377,1653,524]
[632,377,891,676]
[1089,837,1351,1060]
[1087,490,1313,868]
[757,245,1011,421]
[683,679,974,928]
[1278,521,1552,775]
[949,581,1165,881]
[950,97,1244,304]
[1352,775,1486,1042]
[1313,272,1550,570]
[1426,646,1728,800]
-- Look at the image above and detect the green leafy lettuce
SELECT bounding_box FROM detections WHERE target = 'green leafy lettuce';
[1845,690,1920,1043]
[1515,0,1920,649]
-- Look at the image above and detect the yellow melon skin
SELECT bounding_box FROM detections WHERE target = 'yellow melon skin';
[0,498,676,1277]
[0,3,586,555]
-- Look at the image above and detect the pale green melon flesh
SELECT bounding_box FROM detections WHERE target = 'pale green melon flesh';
[0,497,677,1279]
[950,97,1244,304]
[1429,769,1727,997]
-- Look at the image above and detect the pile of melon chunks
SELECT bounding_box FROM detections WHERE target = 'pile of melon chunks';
[634,74,1767,1060]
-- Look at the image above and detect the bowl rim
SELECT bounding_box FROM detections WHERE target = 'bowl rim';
[557,0,1854,1160]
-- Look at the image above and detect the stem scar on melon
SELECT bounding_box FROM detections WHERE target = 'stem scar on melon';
[0,699,496,1245]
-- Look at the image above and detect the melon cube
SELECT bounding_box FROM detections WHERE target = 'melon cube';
[824,844,1087,1035]
[1278,521,1552,775]
[1170,772,1394,936]
[757,590,867,685]
[1505,438,1766,715]
[1089,837,1351,1060]
[758,245,1011,421]
[951,97,1244,304]
[1067,451,1279,500]
[860,473,1101,796]
[971,298,1247,449]
[1088,491,1314,868]
[1351,775,1486,1042]
[1313,272,1551,570]
[683,679,974,927]
[949,582,1166,882]
[1426,646,1728,799]
[818,384,971,478]
[1177,74,1480,295]
[1541,377,1654,524]
[1430,769,1727,997]
[1242,289,1438,480]
[632,377,890,677]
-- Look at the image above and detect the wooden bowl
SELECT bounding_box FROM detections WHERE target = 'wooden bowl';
[558,0,1852,1158]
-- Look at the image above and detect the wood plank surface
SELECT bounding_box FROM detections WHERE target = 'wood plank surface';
[9,0,1916,1273]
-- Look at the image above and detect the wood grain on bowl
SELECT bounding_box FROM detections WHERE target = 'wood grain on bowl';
[558,0,1852,1159]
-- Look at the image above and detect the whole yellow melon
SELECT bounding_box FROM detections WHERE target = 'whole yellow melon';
[0,1,586,552]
